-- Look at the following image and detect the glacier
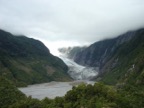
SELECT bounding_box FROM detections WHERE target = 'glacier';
[59,55,98,80]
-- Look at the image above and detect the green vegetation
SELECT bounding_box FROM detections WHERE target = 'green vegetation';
[58,29,144,107]
[0,77,26,108]
[1,29,144,108]
[73,34,132,66]
[0,30,71,87]
[1,76,143,108]
[101,29,144,86]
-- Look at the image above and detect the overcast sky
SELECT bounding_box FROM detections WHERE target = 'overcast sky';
[0,0,144,55]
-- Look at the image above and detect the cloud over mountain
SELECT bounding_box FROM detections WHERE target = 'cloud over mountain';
[0,0,144,53]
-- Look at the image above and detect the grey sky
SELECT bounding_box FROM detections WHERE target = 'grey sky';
[0,0,144,54]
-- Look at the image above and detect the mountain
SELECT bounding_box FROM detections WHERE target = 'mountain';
[1,29,144,108]
[0,29,71,86]
[72,28,144,86]
[100,29,144,85]
[58,46,87,59]
[74,31,135,67]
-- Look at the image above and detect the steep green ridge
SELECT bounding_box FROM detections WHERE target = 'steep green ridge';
[74,31,135,67]
[0,29,144,108]
[73,28,144,86]
[0,29,71,86]
[101,29,144,86]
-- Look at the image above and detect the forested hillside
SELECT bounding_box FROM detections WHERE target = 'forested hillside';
[0,29,144,108]
[72,28,144,86]
[0,30,71,86]
[100,29,144,86]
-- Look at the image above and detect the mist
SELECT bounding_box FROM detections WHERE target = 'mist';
[0,0,144,55]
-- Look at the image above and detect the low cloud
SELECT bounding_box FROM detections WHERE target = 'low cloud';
[0,0,144,53]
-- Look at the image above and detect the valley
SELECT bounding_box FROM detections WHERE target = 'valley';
[0,28,144,108]
[0,0,144,107]
[18,53,97,100]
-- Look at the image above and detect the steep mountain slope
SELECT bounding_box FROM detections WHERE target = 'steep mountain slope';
[0,30,71,86]
[74,31,135,67]
[101,29,144,85]
[73,28,144,85]
[1,29,144,108]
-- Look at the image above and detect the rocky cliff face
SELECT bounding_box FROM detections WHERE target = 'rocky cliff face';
[74,30,136,68]
[73,28,144,85]
[0,29,71,86]
[101,29,144,85]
